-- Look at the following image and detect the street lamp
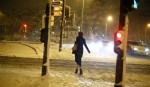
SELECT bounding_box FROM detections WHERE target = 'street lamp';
[147,23,150,27]
[80,0,84,32]
[107,16,113,21]
[105,16,113,39]
[145,23,150,43]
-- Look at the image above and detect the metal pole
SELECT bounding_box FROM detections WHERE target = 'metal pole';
[59,0,65,52]
[114,0,128,87]
[41,0,51,77]
[145,28,146,44]
[114,15,128,87]
[105,22,107,39]
[67,25,69,42]
[80,0,84,31]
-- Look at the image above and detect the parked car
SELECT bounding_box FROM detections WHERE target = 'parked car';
[127,41,150,56]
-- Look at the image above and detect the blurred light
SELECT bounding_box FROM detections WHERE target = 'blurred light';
[52,31,55,34]
[78,26,80,31]
[145,48,149,52]
[88,40,114,54]
[107,16,113,21]
[147,23,150,28]
[133,0,138,9]
[116,32,122,39]
[133,0,139,9]
[23,24,27,28]
[53,6,62,11]
[107,42,114,50]
[88,41,102,53]
[133,47,138,51]
[24,35,26,38]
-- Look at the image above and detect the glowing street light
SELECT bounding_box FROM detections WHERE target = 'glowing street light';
[107,16,113,21]
[147,23,150,27]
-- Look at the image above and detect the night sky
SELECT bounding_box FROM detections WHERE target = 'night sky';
[0,0,149,20]
[0,0,150,42]
[0,0,149,27]
[0,0,46,10]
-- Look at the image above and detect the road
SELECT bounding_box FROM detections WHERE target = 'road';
[0,56,150,87]
[0,41,150,87]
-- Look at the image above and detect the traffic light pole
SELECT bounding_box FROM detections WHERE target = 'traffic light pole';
[59,0,65,52]
[41,0,52,77]
[114,0,129,87]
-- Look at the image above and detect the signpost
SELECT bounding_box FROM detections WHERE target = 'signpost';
[41,0,52,77]
[59,0,65,52]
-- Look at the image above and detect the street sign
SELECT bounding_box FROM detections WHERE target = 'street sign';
[52,1,63,6]
[51,1,63,16]
[42,15,54,28]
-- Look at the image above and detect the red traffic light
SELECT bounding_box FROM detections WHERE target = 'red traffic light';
[116,32,122,39]
[23,24,27,33]
[23,24,27,28]
[115,30,124,40]
[114,30,125,54]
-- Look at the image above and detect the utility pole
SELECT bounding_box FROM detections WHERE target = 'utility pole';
[80,0,84,31]
[41,0,52,77]
[114,11,128,87]
[114,0,139,87]
[59,0,65,52]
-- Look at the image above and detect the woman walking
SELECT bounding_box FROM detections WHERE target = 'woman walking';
[73,32,90,75]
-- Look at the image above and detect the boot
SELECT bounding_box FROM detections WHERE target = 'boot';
[75,68,78,74]
[79,68,83,75]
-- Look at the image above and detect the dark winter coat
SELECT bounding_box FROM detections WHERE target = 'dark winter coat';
[74,35,90,66]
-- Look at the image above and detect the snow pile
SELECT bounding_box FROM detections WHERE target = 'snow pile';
[0,42,150,87]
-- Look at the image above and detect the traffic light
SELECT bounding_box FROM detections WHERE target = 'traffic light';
[122,0,139,12]
[51,1,63,16]
[65,13,75,26]
[114,30,125,55]
[133,0,139,9]
[23,24,27,28]
[65,5,71,18]
[23,24,27,32]
[40,28,47,43]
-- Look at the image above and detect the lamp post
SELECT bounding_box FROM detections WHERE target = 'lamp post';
[80,0,84,31]
[145,23,150,43]
[105,16,112,39]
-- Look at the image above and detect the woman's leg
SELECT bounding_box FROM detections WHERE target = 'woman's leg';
[78,62,83,75]
[75,53,83,75]
[75,63,78,73]
[75,54,79,74]
[78,55,83,75]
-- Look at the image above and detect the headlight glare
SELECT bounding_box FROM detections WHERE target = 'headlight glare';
[145,48,149,52]
[133,47,138,51]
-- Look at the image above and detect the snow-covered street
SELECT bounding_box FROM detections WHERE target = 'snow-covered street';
[0,41,150,87]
